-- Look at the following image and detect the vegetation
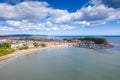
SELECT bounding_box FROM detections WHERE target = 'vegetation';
[17,45,29,50]
[64,37,108,44]
[0,43,11,49]
[21,36,49,40]
[0,43,15,56]
[63,39,73,42]
[33,42,39,48]
[33,42,47,47]
[40,43,47,47]
[79,37,108,44]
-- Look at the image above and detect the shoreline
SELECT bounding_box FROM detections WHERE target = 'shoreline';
[0,45,69,62]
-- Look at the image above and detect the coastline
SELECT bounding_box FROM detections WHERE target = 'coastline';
[0,45,69,62]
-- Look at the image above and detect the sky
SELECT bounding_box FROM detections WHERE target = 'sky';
[0,0,120,35]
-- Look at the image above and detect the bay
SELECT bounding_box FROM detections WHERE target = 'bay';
[0,37,120,80]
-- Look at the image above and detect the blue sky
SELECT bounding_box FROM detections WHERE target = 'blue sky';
[0,0,89,12]
[0,0,120,35]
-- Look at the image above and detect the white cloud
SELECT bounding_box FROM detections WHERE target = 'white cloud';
[0,20,76,32]
[51,4,120,26]
[0,1,120,33]
[0,1,70,25]
[0,1,69,22]
[0,1,75,32]
[0,1,50,21]
[6,20,21,27]
[60,25,76,30]
[91,0,120,9]
[75,21,91,26]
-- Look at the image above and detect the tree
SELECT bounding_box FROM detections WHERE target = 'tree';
[0,43,15,56]
[0,43,11,49]
[33,42,39,48]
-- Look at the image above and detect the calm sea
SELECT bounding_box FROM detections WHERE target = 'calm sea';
[0,36,120,80]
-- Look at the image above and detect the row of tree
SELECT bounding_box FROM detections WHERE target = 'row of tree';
[33,42,47,48]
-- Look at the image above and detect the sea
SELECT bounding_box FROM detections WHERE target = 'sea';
[0,36,120,80]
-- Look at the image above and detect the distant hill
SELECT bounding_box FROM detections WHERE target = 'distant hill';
[0,34,47,38]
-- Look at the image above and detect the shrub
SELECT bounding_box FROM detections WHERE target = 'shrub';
[17,45,29,50]
[40,43,47,47]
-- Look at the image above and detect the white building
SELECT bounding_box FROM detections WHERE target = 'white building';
[11,43,24,48]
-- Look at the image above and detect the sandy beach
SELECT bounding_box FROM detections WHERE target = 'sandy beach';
[0,45,69,62]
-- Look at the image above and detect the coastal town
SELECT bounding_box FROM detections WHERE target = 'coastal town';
[0,37,114,49]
